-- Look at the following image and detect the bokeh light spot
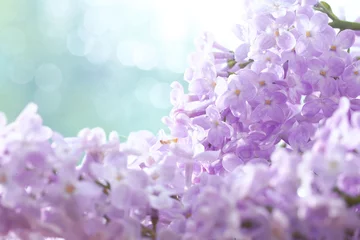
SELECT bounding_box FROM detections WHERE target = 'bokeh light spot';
[0,27,27,56]
[33,89,62,114]
[149,82,171,109]
[35,63,63,92]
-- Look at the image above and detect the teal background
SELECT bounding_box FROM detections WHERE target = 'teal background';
[0,0,354,137]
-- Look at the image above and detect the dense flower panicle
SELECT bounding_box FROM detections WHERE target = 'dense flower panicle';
[2,0,360,239]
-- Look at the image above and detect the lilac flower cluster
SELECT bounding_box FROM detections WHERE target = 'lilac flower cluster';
[2,0,360,239]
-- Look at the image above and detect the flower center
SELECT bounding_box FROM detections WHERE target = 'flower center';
[320,70,327,77]
[65,183,76,194]
[306,31,311,37]
[273,3,280,9]
[274,30,280,37]
[151,172,160,180]
[259,80,266,87]
[328,160,338,170]
[235,89,241,96]
[354,70,359,76]
[330,45,337,51]
[0,174,7,184]
[160,138,178,144]
[116,174,124,181]
[265,99,272,105]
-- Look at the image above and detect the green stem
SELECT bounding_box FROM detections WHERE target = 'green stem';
[314,1,360,31]
[239,59,254,69]
[334,187,360,207]
[141,225,155,239]
[150,209,159,240]
[314,1,339,21]
[329,20,360,31]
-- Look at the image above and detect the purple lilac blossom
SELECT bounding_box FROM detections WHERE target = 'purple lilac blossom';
[2,0,360,239]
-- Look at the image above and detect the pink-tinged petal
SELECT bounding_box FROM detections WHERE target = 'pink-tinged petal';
[254,14,273,31]
[282,0,297,5]
[288,125,311,151]
[195,32,215,51]
[235,43,250,62]
[90,163,106,179]
[251,105,268,122]
[319,78,337,97]
[111,184,132,209]
[336,29,355,49]
[291,56,308,75]
[241,83,257,101]
[219,121,233,138]
[302,100,321,117]
[126,170,149,189]
[310,12,328,32]
[288,89,301,104]
[351,111,360,128]
[215,91,232,109]
[176,112,190,125]
[328,57,345,77]
[303,0,318,4]
[350,99,360,112]
[268,105,285,122]
[276,11,296,25]
[277,31,296,51]
[170,81,184,106]
[214,77,228,96]
[184,163,193,188]
[295,14,310,33]
[312,33,328,52]
[322,25,336,39]
[297,5,315,18]
[194,150,220,165]
[232,24,249,42]
[321,98,338,117]
[104,152,127,169]
[255,33,276,50]
[149,193,173,210]
[295,36,310,55]
[260,71,277,84]
[202,62,217,80]
[208,128,223,147]
[272,8,287,18]
[356,17,360,36]
[222,153,244,172]
[183,68,193,81]
[271,64,285,79]
[206,105,220,120]
[299,81,313,95]
[188,78,208,95]
[251,60,267,73]
[308,58,324,71]
[158,229,181,240]
[237,69,258,82]
[76,181,102,198]
[230,101,247,118]
[192,115,211,129]
[303,70,321,85]
[247,131,266,141]
[346,83,360,98]
[272,92,287,104]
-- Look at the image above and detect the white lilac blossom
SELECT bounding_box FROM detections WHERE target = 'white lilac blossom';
[2,1,360,239]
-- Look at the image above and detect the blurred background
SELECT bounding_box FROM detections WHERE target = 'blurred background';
[0,0,357,137]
